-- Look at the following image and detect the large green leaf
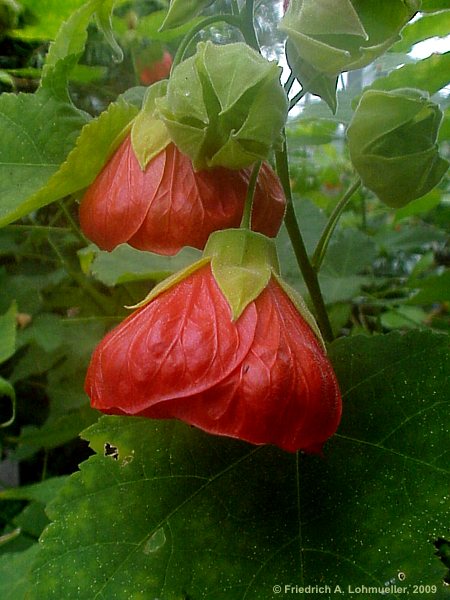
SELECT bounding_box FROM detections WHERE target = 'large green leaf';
[366,52,450,96]
[0,545,39,600]
[12,0,87,40]
[318,230,376,304]
[393,10,450,53]
[0,0,129,227]
[27,331,449,597]
[0,91,89,226]
[84,244,202,286]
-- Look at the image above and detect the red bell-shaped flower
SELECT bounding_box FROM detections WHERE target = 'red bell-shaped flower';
[137,50,172,85]
[79,135,285,255]
[85,231,341,453]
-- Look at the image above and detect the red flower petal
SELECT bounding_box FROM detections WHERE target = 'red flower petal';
[79,138,285,255]
[79,135,165,251]
[86,266,342,453]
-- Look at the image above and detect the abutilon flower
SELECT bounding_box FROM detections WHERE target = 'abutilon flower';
[85,230,341,453]
[137,50,172,85]
[79,135,285,255]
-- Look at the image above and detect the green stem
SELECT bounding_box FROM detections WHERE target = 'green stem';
[171,14,242,70]
[58,198,89,245]
[289,88,307,111]
[241,0,259,50]
[284,70,295,93]
[47,237,113,314]
[311,178,361,271]
[275,141,334,342]
[4,224,70,234]
[240,161,261,229]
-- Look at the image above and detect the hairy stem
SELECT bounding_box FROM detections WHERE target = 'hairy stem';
[240,161,261,229]
[311,178,361,271]
[275,141,334,341]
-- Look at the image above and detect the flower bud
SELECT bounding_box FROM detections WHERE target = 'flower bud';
[136,50,172,86]
[279,0,420,77]
[347,88,449,208]
[79,134,285,255]
[85,230,342,453]
[156,41,288,170]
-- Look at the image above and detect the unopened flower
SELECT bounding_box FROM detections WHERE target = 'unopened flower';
[79,134,285,255]
[85,230,341,453]
[280,0,420,77]
[347,88,449,208]
[156,41,288,170]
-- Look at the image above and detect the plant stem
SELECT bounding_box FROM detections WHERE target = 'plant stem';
[172,14,242,70]
[311,178,361,271]
[47,237,113,314]
[58,198,90,245]
[240,161,261,229]
[241,0,259,50]
[4,224,70,234]
[284,70,295,93]
[289,88,307,111]
[275,141,334,342]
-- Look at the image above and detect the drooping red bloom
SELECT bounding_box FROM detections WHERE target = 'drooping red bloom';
[79,136,285,255]
[85,264,341,453]
[137,50,172,85]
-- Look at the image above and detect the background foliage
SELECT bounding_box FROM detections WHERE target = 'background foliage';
[0,0,449,598]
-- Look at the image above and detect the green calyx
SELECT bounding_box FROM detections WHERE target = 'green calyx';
[128,229,279,321]
[131,81,172,170]
[347,88,449,207]
[129,228,325,348]
[156,41,288,170]
[204,229,280,321]
[280,0,420,80]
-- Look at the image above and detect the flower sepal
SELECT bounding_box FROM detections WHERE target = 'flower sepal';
[204,229,280,321]
[156,41,288,170]
[130,81,172,170]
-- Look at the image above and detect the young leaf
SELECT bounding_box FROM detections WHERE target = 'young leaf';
[28,331,449,597]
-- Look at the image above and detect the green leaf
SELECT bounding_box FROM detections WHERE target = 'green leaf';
[366,52,450,96]
[319,228,377,304]
[11,0,87,40]
[0,91,89,227]
[0,302,16,364]
[0,0,134,227]
[393,10,450,53]
[86,244,202,286]
[0,545,39,600]
[287,118,339,146]
[27,330,449,597]
[0,477,69,504]
[421,0,450,12]
[40,0,120,94]
[407,271,450,304]
[0,97,137,228]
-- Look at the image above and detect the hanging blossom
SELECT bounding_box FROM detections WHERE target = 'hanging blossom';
[85,230,342,453]
[79,135,285,256]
